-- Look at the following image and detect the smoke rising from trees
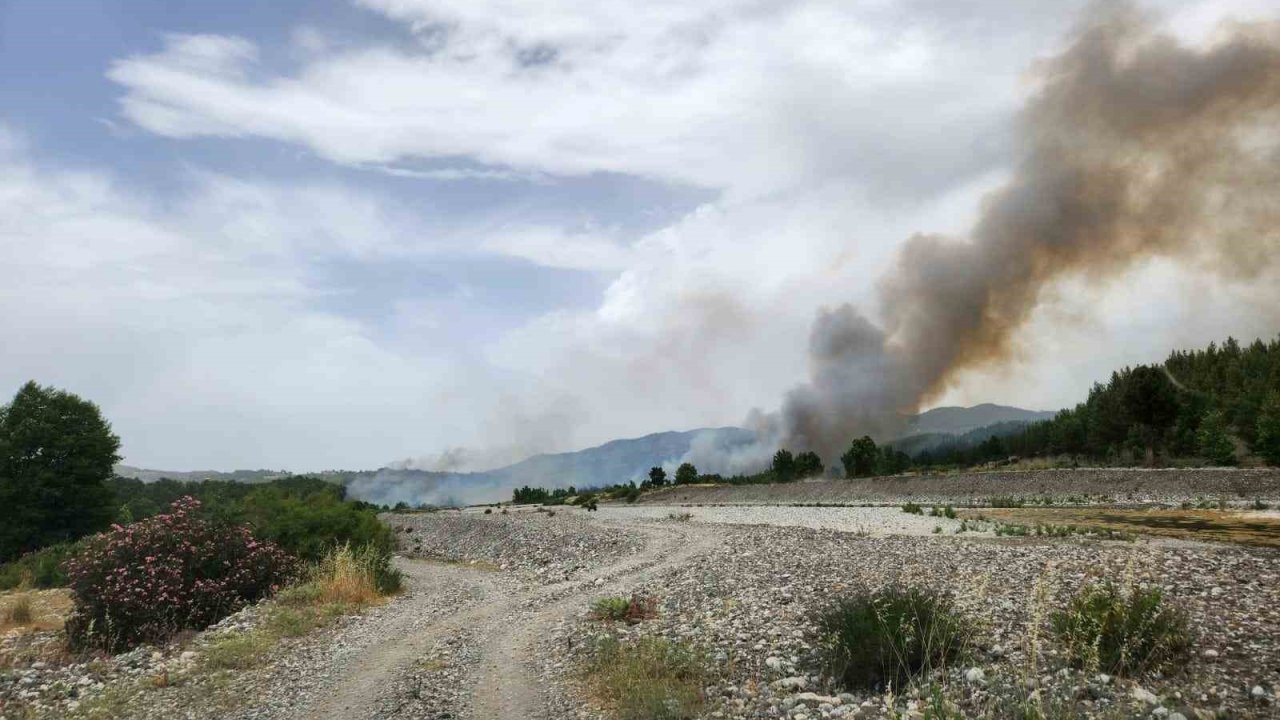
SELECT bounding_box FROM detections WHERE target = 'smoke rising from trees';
[778,4,1280,463]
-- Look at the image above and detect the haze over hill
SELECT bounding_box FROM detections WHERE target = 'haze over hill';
[116,404,1053,506]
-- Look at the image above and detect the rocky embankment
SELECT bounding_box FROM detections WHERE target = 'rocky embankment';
[384,509,646,583]
[642,467,1280,506]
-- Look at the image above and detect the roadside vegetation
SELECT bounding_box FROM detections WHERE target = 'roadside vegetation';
[1052,582,1191,675]
[814,586,971,692]
[584,635,707,720]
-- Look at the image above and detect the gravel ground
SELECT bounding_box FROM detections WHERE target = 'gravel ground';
[643,468,1280,507]
[594,505,977,536]
[385,509,646,583]
[545,521,1280,719]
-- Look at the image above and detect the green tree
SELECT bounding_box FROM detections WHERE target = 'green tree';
[1196,409,1236,466]
[772,449,796,482]
[1257,392,1280,466]
[841,436,879,478]
[794,451,824,479]
[674,462,698,485]
[0,381,121,561]
[648,466,667,487]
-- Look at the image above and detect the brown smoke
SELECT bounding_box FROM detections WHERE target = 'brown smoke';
[781,3,1280,462]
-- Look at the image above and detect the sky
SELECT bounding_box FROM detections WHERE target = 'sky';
[1,0,1278,472]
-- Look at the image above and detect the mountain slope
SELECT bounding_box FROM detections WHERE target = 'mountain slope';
[905,404,1057,436]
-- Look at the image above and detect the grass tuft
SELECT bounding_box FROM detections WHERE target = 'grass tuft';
[901,502,923,515]
[2,593,35,626]
[585,635,706,720]
[814,586,970,692]
[1050,582,1191,676]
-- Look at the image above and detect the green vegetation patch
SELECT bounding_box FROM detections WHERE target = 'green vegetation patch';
[1051,582,1191,676]
[584,635,708,720]
[813,586,970,692]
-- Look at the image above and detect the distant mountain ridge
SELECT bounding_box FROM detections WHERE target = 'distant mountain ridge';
[905,403,1057,436]
[115,405,1057,506]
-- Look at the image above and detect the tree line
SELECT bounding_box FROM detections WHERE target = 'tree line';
[910,336,1280,468]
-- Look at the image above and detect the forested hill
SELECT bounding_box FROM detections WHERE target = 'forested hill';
[917,336,1280,467]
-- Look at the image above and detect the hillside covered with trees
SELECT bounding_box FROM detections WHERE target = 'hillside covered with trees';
[911,336,1280,469]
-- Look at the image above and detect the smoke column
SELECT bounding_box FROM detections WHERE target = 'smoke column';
[780,4,1280,462]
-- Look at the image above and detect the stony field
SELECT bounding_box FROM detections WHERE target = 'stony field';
[642,468,1280,506]
[5,474,1280,720]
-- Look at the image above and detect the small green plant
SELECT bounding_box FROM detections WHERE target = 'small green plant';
[202,632,272,670]
[987,496,1025,508]
[1051,582,1191,676]
[585,635,706,720]
[667,512,692,522]
[591,594,658,623]
[901,502,923,515]
[932,526,942,534]
[814,586,970,692]
[943,505,957,519]
[1252,498,1271,511]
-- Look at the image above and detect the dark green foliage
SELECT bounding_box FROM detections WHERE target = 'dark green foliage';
[1258,391,1280,466]
[771,449,796,482]
[0,540,81,590]
[794,451,824,479]
[1051,583,1191,676]
[0,382,122,562]
[841,436,879,478]
[815,587,970,692]
[911,336,1280,468]
[1196,409,1236,466]
[239,486,394,563]
[512,485,576,504]
[647,466,668,487]
[674,462,698,485]
[901,502,923,515]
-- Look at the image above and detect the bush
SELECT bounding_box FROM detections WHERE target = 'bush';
[901,502,923,515]
[0,540,81,590]
[239,488,394,563]
[590,594,658,624]
[64,497,295,652]
[1051,583,1191,675]
[814,586,970,692]
[586,635,706,720]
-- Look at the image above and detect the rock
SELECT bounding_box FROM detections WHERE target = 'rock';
[1202,649,1218,659]
[793,692,840,707]
[965,667,986,684]
[1132,686,1160,705]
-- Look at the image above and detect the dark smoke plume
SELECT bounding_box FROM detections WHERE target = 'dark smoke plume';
[782,4,1280,462]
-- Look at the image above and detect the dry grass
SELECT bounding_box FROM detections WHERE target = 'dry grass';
[964,507,1280,547]
[312,545,382,606]
[0,589,73,633]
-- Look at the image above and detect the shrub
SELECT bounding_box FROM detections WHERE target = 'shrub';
[988,496,1025,508]
[0,540,81,590]
[943,506,957,520]
[814,586,970,692]
[63,497,295,652]
[591,594,658,623]
[901,502,923,515]
[311,543,401,602]
[1051,583,1191,675]
[239,488,394,564]
[586,635,706,720]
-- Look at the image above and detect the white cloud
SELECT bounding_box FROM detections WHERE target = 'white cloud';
[48,0,1280,471]
[108,0,1047,198]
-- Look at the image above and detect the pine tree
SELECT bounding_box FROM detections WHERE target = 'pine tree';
[1197,409,1236,466]
[1257,392,1280,466]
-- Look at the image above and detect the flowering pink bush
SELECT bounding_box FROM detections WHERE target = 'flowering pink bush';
[64,497,295,652]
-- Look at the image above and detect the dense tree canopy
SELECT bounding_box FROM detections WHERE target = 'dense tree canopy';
[0,382,121,561]
[911,336,1280,468]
